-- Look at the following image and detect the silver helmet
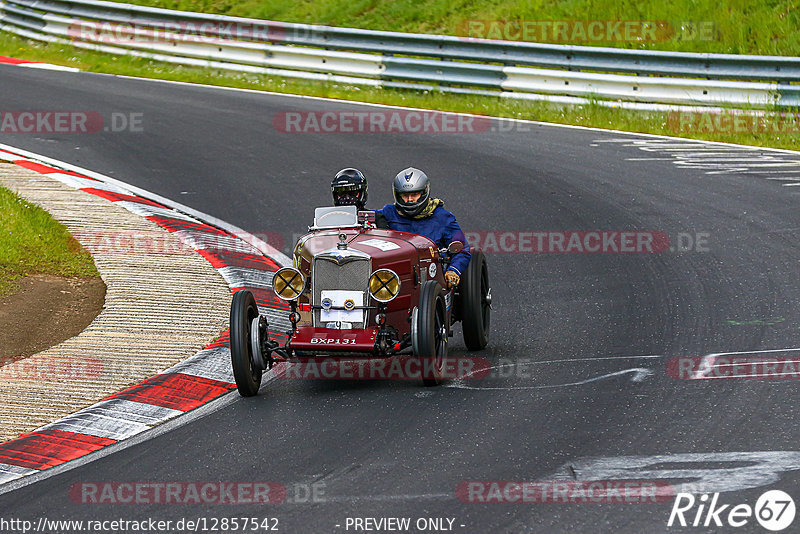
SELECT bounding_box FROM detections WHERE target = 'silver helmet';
[392,167,430,218]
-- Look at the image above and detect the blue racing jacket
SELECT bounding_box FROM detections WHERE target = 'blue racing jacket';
[375,203,471,276]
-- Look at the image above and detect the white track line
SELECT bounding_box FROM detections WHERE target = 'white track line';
[447,368,654,391]
[692,348,800,379]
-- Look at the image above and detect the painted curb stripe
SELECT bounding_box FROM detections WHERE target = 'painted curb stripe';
[140,209,214,227]
[56,174,126,192]
[205,331,231,350]
[39,400,183,441]
[167,347,235,384]
[0,55,80,72]
[80,188,168,208]
[120,204,204,224]
[0,55,31,65]
[14,160,87,177]
[107,373,235,412]
[0,145,289,485]
[196,248,229,269]
[173,230,259,255]
[146,216,231,235]
[203,249,283,271]
[0,430,116,470]
[218,266,277,291]
[231,284,289,311]
[0,464,37,484]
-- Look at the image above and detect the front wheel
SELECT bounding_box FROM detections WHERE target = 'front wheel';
[461,250,491,351]
[230,290,262,396]
[412,281,448,386]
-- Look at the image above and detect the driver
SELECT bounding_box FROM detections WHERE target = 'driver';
[331,168,388,228]
[376,167,470,288]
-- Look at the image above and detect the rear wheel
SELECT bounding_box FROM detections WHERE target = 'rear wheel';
[413,281,448,386]
[230,290,262,396]
[461,250,491,351]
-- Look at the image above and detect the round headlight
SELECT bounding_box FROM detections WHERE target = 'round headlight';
[369,269,401,302]
[272,267,305,301]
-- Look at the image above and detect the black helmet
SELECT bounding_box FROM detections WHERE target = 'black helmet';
[393,167,430,218]
[331,168,368,210]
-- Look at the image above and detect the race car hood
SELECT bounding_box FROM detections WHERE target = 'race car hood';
[294,228,437,274]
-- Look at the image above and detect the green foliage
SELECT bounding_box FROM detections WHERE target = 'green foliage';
[0,186,98,295]
[106,0,800,55]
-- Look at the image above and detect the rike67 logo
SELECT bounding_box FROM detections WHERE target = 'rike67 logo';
[668,490,795,531]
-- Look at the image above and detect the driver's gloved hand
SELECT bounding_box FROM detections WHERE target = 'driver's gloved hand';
[445,270,460,288]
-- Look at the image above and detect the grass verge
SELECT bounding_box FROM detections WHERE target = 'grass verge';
[0,184,99,296]
[1,31,799,152]
[108,0,800,56]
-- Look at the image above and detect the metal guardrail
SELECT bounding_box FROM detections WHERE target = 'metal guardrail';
[1,0,799,108]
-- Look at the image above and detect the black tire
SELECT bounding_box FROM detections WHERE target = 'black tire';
[230,290,262,397]
[461,250,491,351]
[413,280,448,386]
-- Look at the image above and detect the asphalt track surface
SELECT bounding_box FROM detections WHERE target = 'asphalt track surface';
[2,65,800,533]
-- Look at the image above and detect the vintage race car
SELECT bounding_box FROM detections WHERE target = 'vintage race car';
[229,205,491,395]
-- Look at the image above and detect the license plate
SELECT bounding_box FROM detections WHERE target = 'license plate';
[320,290,364,323]
[309,337,357,345]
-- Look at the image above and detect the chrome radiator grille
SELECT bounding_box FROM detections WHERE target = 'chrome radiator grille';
[312,256,371,327]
